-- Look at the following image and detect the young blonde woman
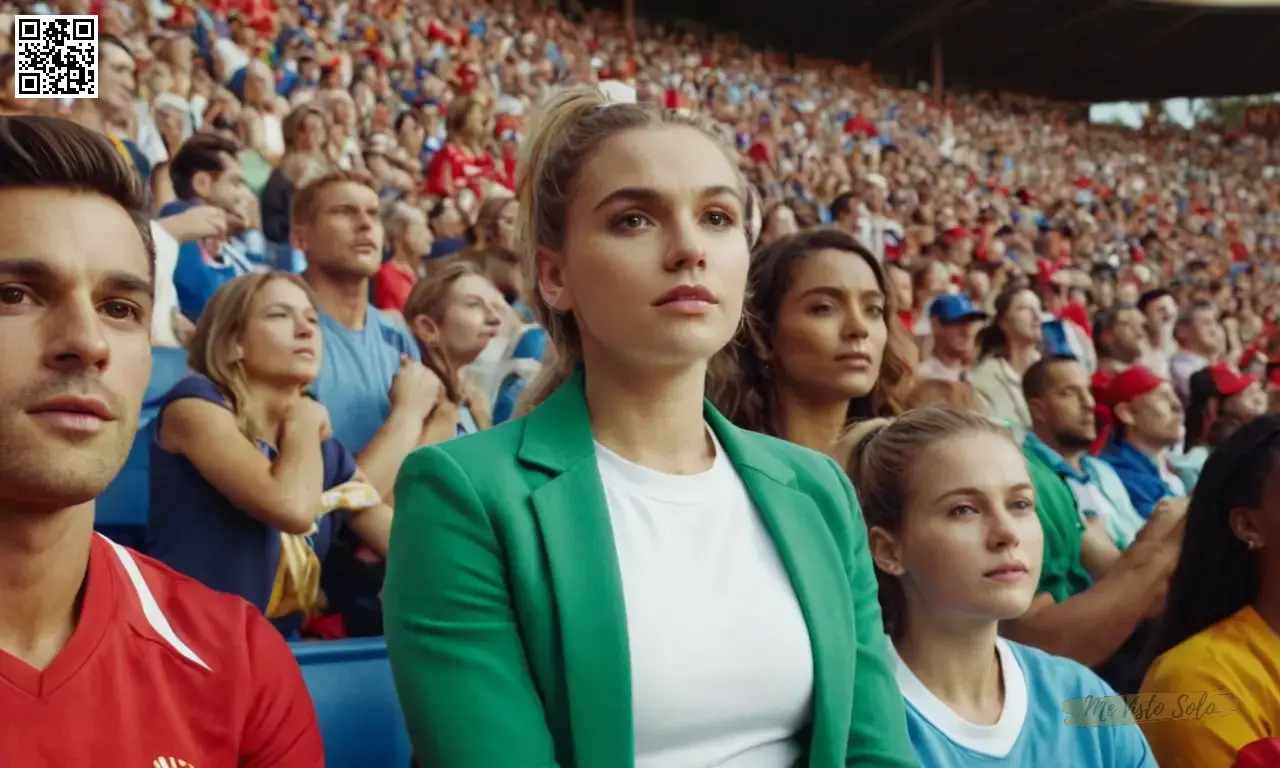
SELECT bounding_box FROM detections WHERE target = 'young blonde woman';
[401,260,504,439]
[383,87,915,767]
[840,407,1155,767]
[147,273,394,638]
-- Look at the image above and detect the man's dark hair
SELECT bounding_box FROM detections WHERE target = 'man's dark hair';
[1022,354,1080,403]
[1138,287,1174,314]
[168,133,240,201]
[100,34,134,60]
[1092,302,1137,352]
[0,116,154,273]
[830,191,857,220]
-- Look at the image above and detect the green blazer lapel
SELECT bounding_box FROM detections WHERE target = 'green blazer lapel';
[706,404,853,765]
[519,370,633,767]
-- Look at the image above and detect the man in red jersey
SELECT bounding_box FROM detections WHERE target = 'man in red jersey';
[0,115,324,767]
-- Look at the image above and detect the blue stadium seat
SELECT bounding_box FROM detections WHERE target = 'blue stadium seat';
[292,638,413,768]
[94,346,188,551]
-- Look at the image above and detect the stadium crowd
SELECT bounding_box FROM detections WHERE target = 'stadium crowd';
[2,0,1280,764]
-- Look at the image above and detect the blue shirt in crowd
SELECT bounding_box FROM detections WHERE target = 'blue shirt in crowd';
[892,638,1156,767]
[311,304,420,454]
[146,374,358,637]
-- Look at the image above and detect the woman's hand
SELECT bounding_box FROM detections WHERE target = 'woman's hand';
[288,398,333,442]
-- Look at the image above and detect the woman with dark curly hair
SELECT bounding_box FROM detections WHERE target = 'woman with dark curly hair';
[711,227,916,453]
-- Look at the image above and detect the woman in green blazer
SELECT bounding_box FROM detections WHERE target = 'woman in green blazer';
[382,86,916,768]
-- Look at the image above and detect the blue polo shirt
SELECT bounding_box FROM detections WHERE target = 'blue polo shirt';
[146,374,357,636]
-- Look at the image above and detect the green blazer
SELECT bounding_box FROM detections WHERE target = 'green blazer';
[382,370,916,768]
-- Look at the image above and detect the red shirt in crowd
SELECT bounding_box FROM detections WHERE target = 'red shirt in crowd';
[0,534,323,767]
[373,260,418,312]
[424,142,513,199]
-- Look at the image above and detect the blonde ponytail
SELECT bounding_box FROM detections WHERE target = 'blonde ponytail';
[513,86,752,412]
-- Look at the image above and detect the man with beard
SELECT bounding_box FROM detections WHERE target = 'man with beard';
[1003,355,1186,694]
[1024,355,1146,554]
[0,116,321,764]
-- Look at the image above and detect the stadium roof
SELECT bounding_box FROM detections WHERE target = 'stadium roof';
[632,0,1280,102]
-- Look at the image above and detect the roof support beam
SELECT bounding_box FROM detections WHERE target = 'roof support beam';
[865,0,986,59]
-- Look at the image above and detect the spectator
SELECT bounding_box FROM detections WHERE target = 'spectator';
[758,199,800,246]
[166,133,266,319]
[1169,301,1225,404]
[1172,363,1267,490]
[1137,288,1179,380]
[1094,303,1147,376]
[971,285,1043,436]
[401,261,504,437]
[1023,356,1145,552]
[470,194,519,251]
[384,87,915,768]
[1140,415,1280,768]
[260,105,330,254]
[713,228,914,452]
[919,294,987,382]
[425,95,512,202]
[69,36,152,183]
[291,170,441,637]
[1097,368,1188,519]
[842,406,1156,767]
[147,273,393,637]
[373,201,432,312]
[0,114,322,766]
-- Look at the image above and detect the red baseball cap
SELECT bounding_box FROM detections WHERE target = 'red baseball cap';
[1207,364,1255,397]
[1100,366,1165,408]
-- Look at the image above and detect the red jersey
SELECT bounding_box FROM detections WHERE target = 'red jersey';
[0,534,324,767]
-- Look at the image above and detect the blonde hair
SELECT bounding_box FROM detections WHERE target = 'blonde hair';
[186,272,320,440]
[514,86,758,413]
[838,405,1013,638]
[402,260,488,404]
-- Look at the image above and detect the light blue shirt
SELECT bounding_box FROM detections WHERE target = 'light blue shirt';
[312,304,420,453]
[893,638,1156,767]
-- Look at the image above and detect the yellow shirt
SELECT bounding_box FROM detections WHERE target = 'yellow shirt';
[1140,605,1280,767]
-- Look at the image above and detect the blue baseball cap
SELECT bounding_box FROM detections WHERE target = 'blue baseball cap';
[929,294,989,325]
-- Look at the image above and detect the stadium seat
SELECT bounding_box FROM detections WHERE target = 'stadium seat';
[292,638,413,768]
[94,346,188,550]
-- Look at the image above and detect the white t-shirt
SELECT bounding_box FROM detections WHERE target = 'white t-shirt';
[148,220,181,348]
[596,430,814,767]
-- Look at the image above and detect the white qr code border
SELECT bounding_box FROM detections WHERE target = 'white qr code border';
[14,14,99,99]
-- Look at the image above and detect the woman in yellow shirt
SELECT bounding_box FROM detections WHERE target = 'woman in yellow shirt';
[1140,413,1280,767]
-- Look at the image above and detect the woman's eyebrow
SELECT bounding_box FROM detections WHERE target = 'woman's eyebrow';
[592,185,743,212]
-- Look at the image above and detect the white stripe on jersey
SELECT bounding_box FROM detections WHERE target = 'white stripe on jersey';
[99,535,211,671]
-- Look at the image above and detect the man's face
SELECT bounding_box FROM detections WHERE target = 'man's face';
[1109,307,1147,361]
[1181,307,1225,356]
[0,187,153,510]
[294,181,384,278]
[1120,382,1184,447]
[195,152,244,214]
[933,317,981,360]
[1032,360,1096,450]
[99,43,136,113]
[1146,294,1178,331]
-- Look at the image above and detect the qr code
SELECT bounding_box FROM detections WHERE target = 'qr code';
[14,15,98,99]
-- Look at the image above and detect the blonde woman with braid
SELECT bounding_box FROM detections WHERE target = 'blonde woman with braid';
[382,88,916,767]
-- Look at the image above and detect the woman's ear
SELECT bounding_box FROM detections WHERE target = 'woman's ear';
[1229,505,1267,551]
[411,313,439,344]
[225,337,245,365]
[535,245,572,313]
[868,526,906,577]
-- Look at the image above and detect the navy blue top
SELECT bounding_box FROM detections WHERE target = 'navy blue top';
[146,375,357,633]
